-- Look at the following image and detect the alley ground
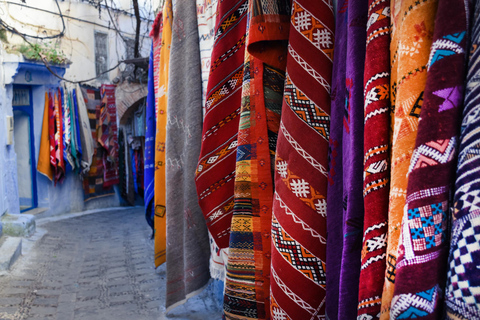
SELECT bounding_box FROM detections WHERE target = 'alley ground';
[0,207,222,320]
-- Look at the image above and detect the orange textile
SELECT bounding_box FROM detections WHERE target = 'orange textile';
[154,0,173,268]
[380,0,438,318]
[37,92,53,181]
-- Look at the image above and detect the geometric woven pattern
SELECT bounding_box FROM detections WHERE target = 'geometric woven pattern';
[408,138,456,174]
[445,2,480,317]
[276,157,327,217]
[291,1,334,60]
[284,75,330,139]
[382,0,440,315]
[271,1,333,319]
[223,0,291,317]
[427,32,465,70]
[272,215,326,285]
[447,214,480,306]
[195,0,248,250]
[391,285,439,319]
[392,0,469,318]
[407,202,447,251]
[271,294,292,320]
[214,1,248,41]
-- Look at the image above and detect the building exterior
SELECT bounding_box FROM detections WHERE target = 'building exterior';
[0,0,157,221]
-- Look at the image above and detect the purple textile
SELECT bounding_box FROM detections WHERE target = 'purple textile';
[326,0,347,318]
[338,0,367,318]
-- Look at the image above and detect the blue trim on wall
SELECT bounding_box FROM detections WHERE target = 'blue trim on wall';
[13,85,38,212]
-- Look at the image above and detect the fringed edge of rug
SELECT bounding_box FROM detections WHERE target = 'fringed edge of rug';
[209,256,226,282]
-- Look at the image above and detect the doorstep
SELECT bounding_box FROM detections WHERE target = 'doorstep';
[22,207,48,216]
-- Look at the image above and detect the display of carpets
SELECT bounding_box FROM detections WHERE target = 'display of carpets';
[147,0,480,320]
[81,86,116,201]
[32,0,480,317]
[36,82,118,201]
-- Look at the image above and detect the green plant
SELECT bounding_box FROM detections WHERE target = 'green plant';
[0,28,8,44]
[17,41,69,65]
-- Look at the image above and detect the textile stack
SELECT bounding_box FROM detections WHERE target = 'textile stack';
[146,0,480,318]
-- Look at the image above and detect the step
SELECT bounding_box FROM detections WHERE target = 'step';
[1,213,36,238]
[0,236,22,271]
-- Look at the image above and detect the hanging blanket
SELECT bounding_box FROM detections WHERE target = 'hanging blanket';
[389,0,469,317]
[197,0,218,110]
[49,91,56,174]
[54,89,65,184]
[195,0,248,273]
[154,0,172,268]
[380,1,438,317]
[358,0,391,319]
[270,1,332,319]
[445,1,480,318]
[75,84,94,175]
[336,2,368,319]
[164,0,210,310]
[144,44,156,231]
[196,0,226,281]
[81,86,114,201]
[149,10,162,112]
[62,86,74,171]
[326,0,347,317]
[223,1,289,319]
[37,91,54,181]
[98,84,119,188]
[118,128,128,202]
[72,87,83,171]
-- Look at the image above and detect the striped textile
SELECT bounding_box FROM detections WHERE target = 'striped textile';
[271,1,333,319]
[195,0,248,256]
[223,1,289,318]
[357,0,391,318]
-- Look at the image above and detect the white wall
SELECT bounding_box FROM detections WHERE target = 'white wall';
[0,0,159,86]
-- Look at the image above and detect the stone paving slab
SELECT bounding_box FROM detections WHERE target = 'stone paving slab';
[0,207,222,320]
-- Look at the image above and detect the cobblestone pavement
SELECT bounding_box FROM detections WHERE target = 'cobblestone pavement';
[0,207,221,320]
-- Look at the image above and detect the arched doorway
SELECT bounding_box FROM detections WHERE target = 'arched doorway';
[117,89,147,206]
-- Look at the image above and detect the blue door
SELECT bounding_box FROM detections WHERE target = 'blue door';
[12,86,38,212]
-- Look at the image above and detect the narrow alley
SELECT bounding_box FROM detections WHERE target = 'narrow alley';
[0,207,222,320]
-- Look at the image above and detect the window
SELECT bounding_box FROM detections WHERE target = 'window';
[94,32,109,81]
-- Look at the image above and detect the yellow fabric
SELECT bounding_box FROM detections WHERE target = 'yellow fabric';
[154,0,173,268]
[37,92,53,181]
[380,0,438,318]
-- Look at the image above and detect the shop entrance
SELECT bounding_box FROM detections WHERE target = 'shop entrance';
[12,85,38,212]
